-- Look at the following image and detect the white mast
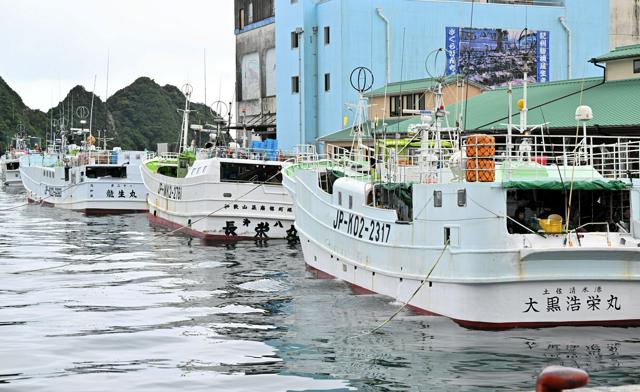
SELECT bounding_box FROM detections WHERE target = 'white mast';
[89,75,97,138]
[178,83,194,153]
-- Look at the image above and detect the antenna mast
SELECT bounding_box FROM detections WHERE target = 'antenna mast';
[104,50,110,150]
[178,83,194,152]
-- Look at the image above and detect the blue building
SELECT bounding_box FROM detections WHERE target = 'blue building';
[274,0,610,151]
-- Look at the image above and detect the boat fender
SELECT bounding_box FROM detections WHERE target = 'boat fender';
[535,366,588,392]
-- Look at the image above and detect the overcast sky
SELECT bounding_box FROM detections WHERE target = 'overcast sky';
[0,0,235,111]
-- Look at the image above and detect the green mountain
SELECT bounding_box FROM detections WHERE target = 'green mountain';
[0,76,48,150]
[106,77,213,150]
[1,75,216,152]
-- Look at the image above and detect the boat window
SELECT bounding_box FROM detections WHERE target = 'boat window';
[220,162,282,184]
[6,162,18,170]
[85,166,127,179]
[158,165,177,177]
[368,183,413,222]
[457,189,467,207]
[434,191,442,208]
[317,170,339,194]
[349,195,353,209]
[506,189,631,234]
[338,192,342,206]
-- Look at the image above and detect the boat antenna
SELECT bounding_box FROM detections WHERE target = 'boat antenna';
[204,48,208,128]
[89,74,97,139]
[347,67,374,164]
[178,83,194,153]
[462,0,476,134]
[104,50,110,150]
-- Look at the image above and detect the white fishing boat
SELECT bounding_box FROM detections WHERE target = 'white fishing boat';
[20,104,148,214]
[282,72,640,329]
[141,85,295,241]
[1,132,30,188]
[21,149,149,214]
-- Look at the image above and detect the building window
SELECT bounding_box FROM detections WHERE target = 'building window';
[247,3,253,24]
[291,76,300,94]
[403,94,415,111]
[389,96,401,117]
[291,31,299,49]
[416,93,426,110]
[324,73,330,91]
[634,59,640,74]
[324,26,330,45]
[239,8,245,29]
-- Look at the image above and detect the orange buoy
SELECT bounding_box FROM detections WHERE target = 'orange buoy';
[536,366,589,392]
[465,158,495,182]
[466,134,496,158]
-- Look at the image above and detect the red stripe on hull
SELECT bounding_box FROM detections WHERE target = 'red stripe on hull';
[452,318,640,330]
[147,212,256,242]
[304,264,374,293]
[348,283,377,295]
[305,264,335,280]
[83,209,147,216]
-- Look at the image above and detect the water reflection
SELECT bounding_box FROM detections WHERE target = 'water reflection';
[1,189,640,391]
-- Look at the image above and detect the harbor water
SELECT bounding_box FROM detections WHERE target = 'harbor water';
[1,189,639,391]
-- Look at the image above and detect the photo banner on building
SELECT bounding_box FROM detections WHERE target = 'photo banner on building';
[445,27,550,87]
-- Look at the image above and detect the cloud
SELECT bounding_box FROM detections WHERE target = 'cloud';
[0,0,235,111]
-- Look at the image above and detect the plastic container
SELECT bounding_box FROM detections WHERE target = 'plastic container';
[538,214,563,234]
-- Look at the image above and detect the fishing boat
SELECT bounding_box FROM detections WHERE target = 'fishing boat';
[282,71,640,329]
[20,107,148,214]
[140,85,295,241]
[1,131,30,187]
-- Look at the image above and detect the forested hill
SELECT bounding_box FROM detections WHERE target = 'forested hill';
[0,76,48,149]
[0,76,214,151]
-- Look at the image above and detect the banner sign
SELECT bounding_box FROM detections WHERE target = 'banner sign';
[445,27,550,86]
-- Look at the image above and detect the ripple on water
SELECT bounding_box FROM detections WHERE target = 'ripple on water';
[2,191,640,391]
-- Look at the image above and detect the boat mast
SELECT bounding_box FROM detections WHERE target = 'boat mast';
[178,83,194,153]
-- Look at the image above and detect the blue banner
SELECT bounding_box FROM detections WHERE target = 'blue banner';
[445,26,459,76]
[536,31,550,82]
[445,27,551,86]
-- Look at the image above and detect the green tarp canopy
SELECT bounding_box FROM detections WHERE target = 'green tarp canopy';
[501,180,631,191]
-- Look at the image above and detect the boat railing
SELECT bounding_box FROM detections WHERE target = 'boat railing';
[320,135,640,183]
[462,134,640,181]
[295,144,319,162]
[567,222,612,247]
[196,146,286,162]
[157,152,179,160]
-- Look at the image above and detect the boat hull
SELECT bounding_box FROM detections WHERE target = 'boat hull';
[299,229,640,329]
[2,169,23,187]
[285,163,640,329]
[20,152,148,214]
[141,158,296,241]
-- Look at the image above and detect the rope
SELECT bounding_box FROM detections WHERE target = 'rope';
[9,168,284,275]
[349,240,449,338]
